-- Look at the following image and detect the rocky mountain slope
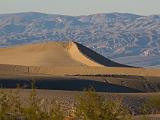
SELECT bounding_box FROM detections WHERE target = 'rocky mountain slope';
[0,12,160,67]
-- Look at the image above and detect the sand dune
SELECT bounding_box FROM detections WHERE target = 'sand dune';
[0,42,82,67]
[0,41,160,77]
[0,41,129,67]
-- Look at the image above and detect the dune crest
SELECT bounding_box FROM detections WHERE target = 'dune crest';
[68,41,103,67]
[69,41,130,67]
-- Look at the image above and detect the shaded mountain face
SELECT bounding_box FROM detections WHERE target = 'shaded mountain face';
[0,12,160,67]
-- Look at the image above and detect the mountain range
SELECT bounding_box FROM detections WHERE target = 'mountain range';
[0,12,160,67]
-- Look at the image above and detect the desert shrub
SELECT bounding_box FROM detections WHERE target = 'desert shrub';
[0,89,22,120]
[74,88,133,120]
[21,89,48,120]
[1,87,152,120]
[48,100,65,120]
[0,89,65,120]
[138,116,150,120]
[141,94,160,114]
[21,89,64,120]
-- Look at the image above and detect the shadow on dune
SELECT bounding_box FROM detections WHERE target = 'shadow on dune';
[0,77,141,93]
[75,42,132,67]
[35,80,141,93]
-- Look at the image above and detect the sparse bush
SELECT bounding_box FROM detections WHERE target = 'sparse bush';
[48,100,65,120]
[21,89,48,120]
[0,89,22,120]
[141,94,160,114]
[138,115,150,120]
[1,87,150,120]
[0,89,64,120]
[74,88,133,120]
[21,88,65,120]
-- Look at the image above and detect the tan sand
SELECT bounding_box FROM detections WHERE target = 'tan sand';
[0,42,83,67]
[0,41,128,67]
[68,42,103,66]
[0,41,160,77]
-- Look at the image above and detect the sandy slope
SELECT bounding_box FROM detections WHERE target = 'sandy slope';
[0,41,128,67]
[0,41,160,77]
[68,42,102,67]
[0,42,83,67]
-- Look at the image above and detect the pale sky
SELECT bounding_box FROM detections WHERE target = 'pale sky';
[0,0,160,16]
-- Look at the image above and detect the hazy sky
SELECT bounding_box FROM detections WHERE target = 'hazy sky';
[0,0,160,16]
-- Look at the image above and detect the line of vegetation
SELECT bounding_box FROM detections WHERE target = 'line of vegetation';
[67,74,152,79]
[0,87,153,120]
